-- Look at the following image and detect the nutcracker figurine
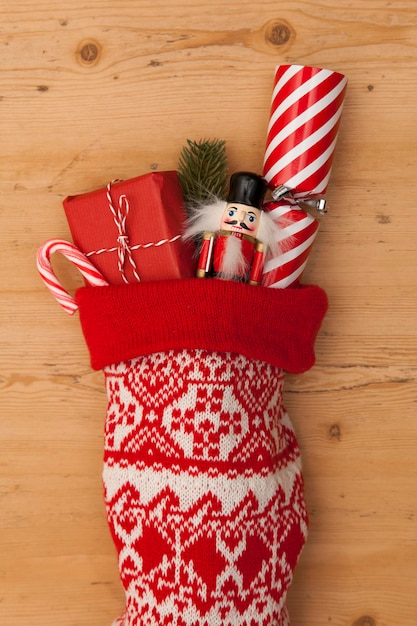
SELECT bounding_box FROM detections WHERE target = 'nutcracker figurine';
[185,171,280,285]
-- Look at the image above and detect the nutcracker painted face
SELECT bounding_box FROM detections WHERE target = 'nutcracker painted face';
[222,171,268,239]
[220,202,262,238]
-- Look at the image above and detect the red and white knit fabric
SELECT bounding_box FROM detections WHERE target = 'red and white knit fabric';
[104,350,305,625]
[76,279,327,626]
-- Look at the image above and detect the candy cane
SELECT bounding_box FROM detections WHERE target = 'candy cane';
[36,238,109,314]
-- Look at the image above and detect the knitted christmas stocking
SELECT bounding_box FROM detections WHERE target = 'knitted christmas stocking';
[76,279,327,626]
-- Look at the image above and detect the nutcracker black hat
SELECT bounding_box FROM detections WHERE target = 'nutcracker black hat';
[227,171,268,210]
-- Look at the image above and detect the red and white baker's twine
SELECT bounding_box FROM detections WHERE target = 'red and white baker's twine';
[36,239,108,314]
[84,181,181,284]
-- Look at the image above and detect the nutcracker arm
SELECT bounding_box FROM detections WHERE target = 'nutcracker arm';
[248,241,265,286]
[196,232,215,278]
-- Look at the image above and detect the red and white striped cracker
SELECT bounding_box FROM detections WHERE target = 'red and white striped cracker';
[263,64,347,199]
[36,238,108,314]
[262,201,319,289]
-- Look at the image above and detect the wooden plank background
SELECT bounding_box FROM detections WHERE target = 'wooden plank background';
[1,1,416,625]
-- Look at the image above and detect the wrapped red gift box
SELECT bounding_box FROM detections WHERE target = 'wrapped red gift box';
[63,171,196,284]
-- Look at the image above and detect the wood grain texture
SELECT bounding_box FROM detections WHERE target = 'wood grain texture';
[1,1,416,624]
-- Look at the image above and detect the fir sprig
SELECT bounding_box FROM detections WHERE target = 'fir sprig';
[178,138,228,209]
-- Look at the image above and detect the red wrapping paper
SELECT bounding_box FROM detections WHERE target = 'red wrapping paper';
[261,65,347,289]
[263,64,348,198]
[63,171,195,284]
[262,200,319,289]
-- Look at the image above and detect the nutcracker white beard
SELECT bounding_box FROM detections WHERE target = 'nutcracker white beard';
[218,233,249,280]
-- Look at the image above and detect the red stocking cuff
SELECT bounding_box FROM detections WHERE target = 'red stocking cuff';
[75,279,327,373]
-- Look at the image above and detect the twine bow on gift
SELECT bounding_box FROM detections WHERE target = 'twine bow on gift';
[104,182,141,283]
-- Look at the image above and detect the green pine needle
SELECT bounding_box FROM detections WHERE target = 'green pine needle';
[178,138,228,207]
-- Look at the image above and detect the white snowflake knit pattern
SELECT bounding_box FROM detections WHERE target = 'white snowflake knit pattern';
[103,349,308,626]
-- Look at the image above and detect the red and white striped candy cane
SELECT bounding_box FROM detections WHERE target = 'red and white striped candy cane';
[263,64,347,199]
[36,238,109,314]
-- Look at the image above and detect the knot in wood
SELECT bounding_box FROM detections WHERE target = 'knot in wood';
[76,39,101,66]
[329,423,341,441]
[352,617,376,626]
[265,20,293,47]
